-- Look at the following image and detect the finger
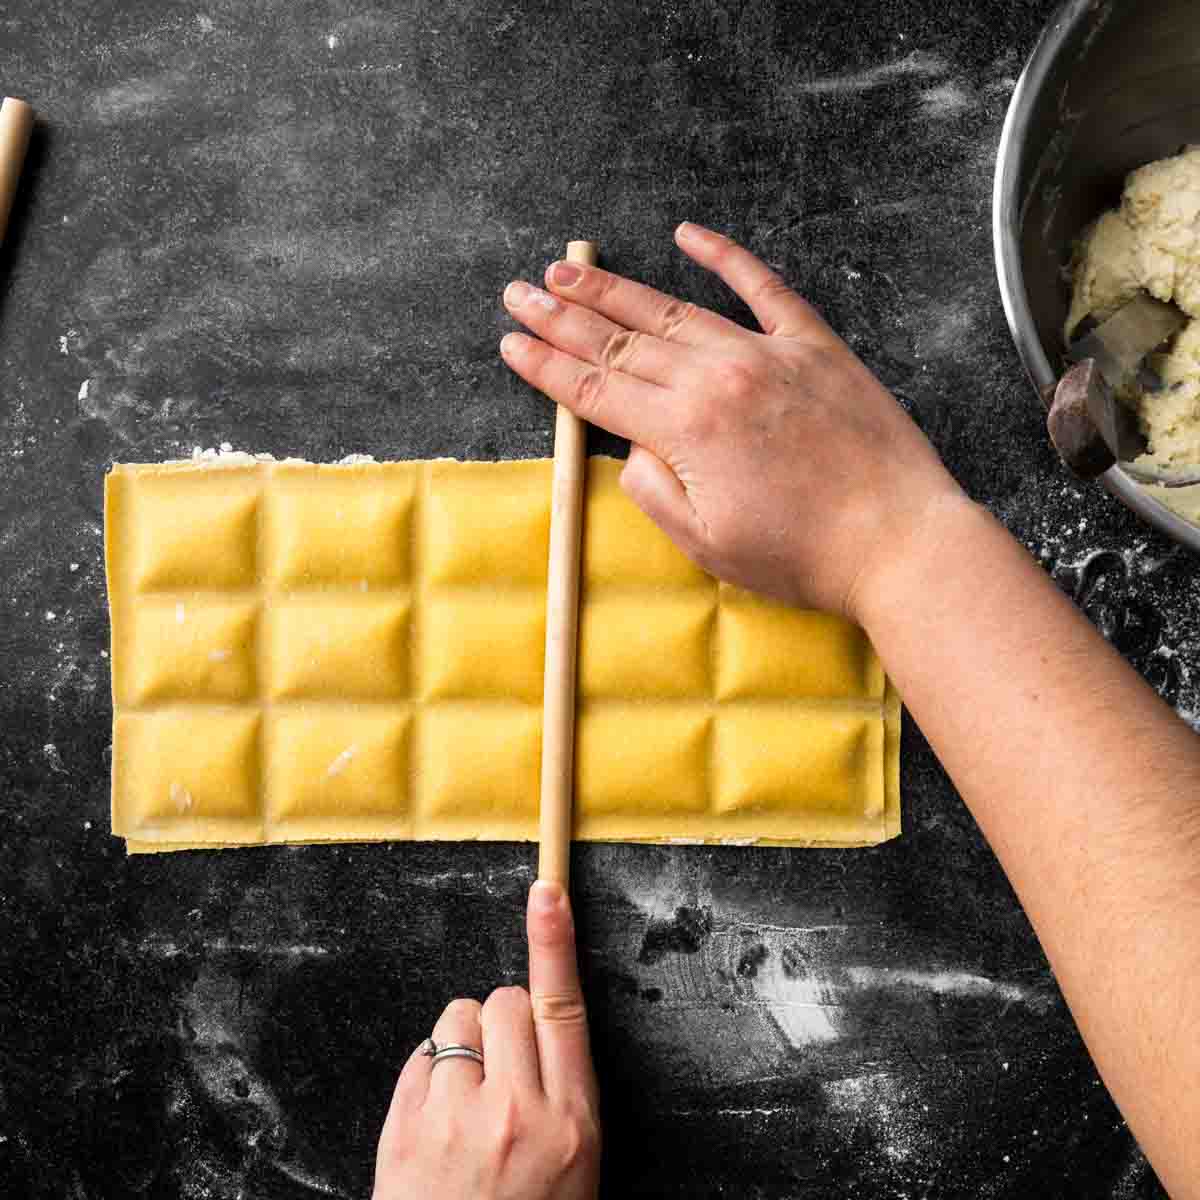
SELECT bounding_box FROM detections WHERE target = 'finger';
[480,986,541,1095]
[500,331,677,450]
[392,1039,435,1111]
[619,446,709,561]
[426,998,484,1105]
[527,881,597,1107]
[375,1042,433,1166]
[503,280,688,387]
[542,258,746,349]
[674,221,832,340]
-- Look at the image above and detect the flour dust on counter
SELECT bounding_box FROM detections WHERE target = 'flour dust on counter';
[1000,475,1200,728]
[575,840,1140,1196]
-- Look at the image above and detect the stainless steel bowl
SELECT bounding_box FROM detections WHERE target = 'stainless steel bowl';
[993,0,1200,551]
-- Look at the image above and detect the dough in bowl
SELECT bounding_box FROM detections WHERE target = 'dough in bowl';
[1066,146,1200,515]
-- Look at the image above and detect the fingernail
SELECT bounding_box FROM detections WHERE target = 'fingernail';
[676,221,698,240]
[504,280,531,306]
[506,281,559,312]
[530,880,565,913]
[500,332,525,355]
[550,261,583,287]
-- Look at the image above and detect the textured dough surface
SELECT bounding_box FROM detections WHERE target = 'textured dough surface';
[1066,147,1200,516]
[105,455,901,852]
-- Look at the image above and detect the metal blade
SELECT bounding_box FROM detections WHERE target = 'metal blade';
[1068,294,1186,393]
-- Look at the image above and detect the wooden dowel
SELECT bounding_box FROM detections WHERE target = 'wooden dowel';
[0,98,33,249]
[538,239,598,886]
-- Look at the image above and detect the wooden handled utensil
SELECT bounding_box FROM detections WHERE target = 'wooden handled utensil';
[1050,293,1200,487]
[0,97,33,249]
[538,239,598,886]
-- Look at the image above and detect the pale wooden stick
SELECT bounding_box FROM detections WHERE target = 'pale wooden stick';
[538,238,598,886]
[0,98,33,249]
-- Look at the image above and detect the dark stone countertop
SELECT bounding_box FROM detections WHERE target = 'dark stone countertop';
[0,1,1190,1196]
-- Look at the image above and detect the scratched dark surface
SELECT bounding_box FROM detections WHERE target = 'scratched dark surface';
[0,0,1191,1197]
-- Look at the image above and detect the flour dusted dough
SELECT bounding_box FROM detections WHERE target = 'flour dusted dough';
[105,455,901,852]
[1066,147,1200,515]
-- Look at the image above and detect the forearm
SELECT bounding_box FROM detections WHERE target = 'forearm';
[856,496,1200,1197]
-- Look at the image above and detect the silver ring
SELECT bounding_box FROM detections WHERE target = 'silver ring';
[432,1045,484,1068]
[417,1038,485,1068]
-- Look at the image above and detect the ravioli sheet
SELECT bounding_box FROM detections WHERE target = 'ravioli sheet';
[105,455,901,853]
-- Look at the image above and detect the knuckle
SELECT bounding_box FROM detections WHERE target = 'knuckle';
[711,358,760,403]
[750,270,793,306]
[570,366,609,420]
[599,328,641,371]
[658,297,699,342]
[530,988,588,1027]
[488,1094,524,1167]
[557,1112,602,1174]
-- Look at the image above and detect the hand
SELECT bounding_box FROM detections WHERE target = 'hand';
[499,222,966,620]
[372,882,600,1200]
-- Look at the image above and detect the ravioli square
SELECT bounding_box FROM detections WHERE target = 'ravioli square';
[265,711,411,838]
[113,710,261,842]
[422,593,545,702]
[717,589,885,700]
[575,704,711,821]
[425,460,550,586]
[267,597,411,700]
[269,463,415,587]
[417,706,541,831]
[583,458,708,589]
[121,599,257,704]
[132,470,259,591]
[714,708,883,820]
[579,594,715,699]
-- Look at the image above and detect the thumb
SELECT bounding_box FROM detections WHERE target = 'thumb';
[619,444,707,555]
[527,881,596,1104]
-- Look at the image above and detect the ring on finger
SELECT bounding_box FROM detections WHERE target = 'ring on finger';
[418,1038,484,1068]
[431,1046,485,1069]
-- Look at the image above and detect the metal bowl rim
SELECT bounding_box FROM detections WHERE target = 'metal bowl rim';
[991,0,1200,552]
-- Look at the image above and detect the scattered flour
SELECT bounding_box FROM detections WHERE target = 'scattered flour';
[325,745,357,779]
[844,966,1056,1013]
[169,781,194,814]
[797,50,947,96]
[823,1071,925,1165]
[42,743,67,774]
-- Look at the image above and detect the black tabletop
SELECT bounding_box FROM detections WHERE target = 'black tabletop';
[1,1,1191,1196]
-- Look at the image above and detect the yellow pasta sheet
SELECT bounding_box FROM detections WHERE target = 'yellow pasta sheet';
[105,456,901,852]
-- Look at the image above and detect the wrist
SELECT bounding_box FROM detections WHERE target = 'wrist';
[845,483,986,637]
